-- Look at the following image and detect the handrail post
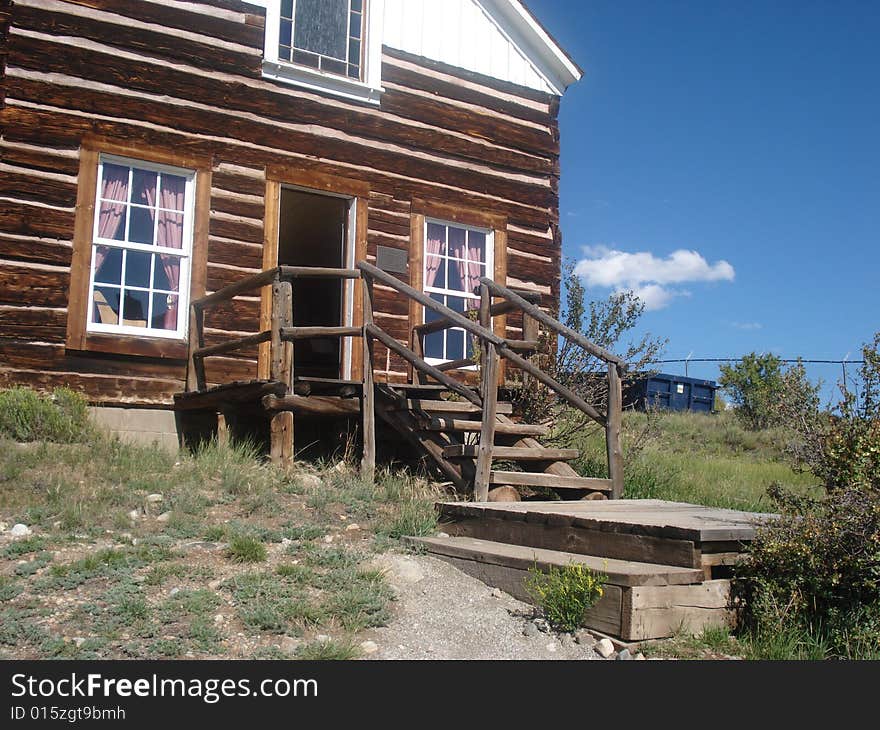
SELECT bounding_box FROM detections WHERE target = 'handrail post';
[186,303,206,392]
[411,325,426,385]
[606,362,624,499]
[522,311,539,391]
[361,274,376,481]
[269,274,294,466]
[474,283,497,501]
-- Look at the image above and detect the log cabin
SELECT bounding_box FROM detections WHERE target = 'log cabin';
[0,0,628,499]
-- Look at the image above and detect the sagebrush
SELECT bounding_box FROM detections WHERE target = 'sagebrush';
[524,562,606,632]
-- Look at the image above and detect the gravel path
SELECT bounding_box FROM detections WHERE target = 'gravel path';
[360,553,614,660]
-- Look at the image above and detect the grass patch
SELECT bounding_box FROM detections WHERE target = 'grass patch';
[0,387,91,443]
[296,637,361,660]
[225,535,267,564]
[0,577,22,602]
[1,536,46,558]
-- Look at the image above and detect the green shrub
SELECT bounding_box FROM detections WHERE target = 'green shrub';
[732,483,880,658]
[524,562,606,632]
[0,387,91,443]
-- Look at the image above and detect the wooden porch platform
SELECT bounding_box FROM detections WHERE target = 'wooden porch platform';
[410,499,776,641]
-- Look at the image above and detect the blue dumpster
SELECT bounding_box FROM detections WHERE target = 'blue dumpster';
[626,373,719,413]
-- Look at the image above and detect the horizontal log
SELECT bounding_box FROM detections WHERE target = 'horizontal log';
[262,394,360,417]
[443,445,580,461]
[0,142,80,175]
[61,0,265,49]
[0,232,72,266]
[209,214,263,245]
[503,339,540,352]
[489,471,613,491]
[0,263,69,307]
[207,237,263,269]
[423,418,549,437]
[0,367,181,405]
[0,198,74,239]
[11,3,262,77]
[435,357,477,372]
[279,266,361,280]
[280,326,362,339]
[194,268,278,309]
[0,166,77,207]
[193,330,270,360]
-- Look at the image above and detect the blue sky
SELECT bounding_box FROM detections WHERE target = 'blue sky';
[529,0,880,399]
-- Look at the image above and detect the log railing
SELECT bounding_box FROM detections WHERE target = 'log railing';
[356,261,626,499]
[185,266,361,462]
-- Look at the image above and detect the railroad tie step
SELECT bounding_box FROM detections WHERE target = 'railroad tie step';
[441,445,579,461]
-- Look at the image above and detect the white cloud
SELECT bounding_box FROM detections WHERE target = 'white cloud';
[731,321,763,330]
[573,247,735,311]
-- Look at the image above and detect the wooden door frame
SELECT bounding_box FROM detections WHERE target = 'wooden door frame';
[258,166,369,380]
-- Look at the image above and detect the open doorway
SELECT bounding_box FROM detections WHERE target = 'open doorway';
[277,186,353,379]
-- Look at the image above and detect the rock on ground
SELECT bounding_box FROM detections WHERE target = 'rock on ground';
[361,554,611,661]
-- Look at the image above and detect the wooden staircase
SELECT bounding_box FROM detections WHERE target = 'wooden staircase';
[174,262,628,501]
[373,382,609,496]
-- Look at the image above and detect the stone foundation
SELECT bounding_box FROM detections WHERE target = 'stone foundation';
[89,406,180,453]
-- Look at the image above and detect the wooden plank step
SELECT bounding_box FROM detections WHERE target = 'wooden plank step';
[443,445,579,461]
[174,380,286,411]
[406,536,705,587]
[490,470,612,491]
[398,399,513,415]
[422,417,548,437]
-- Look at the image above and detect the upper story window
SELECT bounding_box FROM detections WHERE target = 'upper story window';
[87,155,195,340]
[260,0,384,105]
[278,0,364,80]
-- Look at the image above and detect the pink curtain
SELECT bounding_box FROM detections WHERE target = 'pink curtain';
[158,176,185,329]
[424,232,443,288]
[142,174,185,329]
[448,228,482,297]
[95,165,129,271]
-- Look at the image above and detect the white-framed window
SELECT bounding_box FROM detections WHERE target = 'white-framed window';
[422,218,494,364]
[258,0,384,105]
[86,155,196,340]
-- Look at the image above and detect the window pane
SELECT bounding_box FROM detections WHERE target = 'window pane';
[94,246,122,285]
[152,293,178,331]
[425,292,444,323]
[448,226,466,259]
[126,250,152,289]
[98,201,127,241]
[157,210,183,250]
[280,18,292,46]
[100,164,129,201]
[122,290,149,326]
[446,328,465,361]
[131,168,157,207]
[154,254,181,293]
[447,296,465,313]
[321,57,346,75]
[351,0,363,11]
[292,48,320,68]
[92,286,120,325]
[424,255,445,289]
[424,330,444,359]
[447,260,463,293]
[129,206,155,245]
[349,10,362,39]
[426,223,446,256]
[281,0,293,19]
[160,174,186,211]
[467,230,486,263]
[348,38,360,63]
[294,0,348,61]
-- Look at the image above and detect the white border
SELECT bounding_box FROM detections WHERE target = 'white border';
[86,154,196,341]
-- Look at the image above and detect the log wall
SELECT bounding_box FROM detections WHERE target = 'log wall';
[0,0,562,405]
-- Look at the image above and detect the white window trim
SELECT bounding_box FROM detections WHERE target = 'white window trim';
[86,154,196,341]
[252,0,385,105]
[422,217,495,367]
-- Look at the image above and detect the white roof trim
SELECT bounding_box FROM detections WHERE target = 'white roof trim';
[477,0,582,94]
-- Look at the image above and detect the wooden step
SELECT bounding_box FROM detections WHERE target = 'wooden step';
[407,536,704,587]
[422,417,548,437]
[398,399,513,415]
[406,535,729,641]
[442,445,579,461]
[489,470,612,491]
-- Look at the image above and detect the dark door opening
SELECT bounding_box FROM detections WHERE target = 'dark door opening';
[278,187,350,379]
